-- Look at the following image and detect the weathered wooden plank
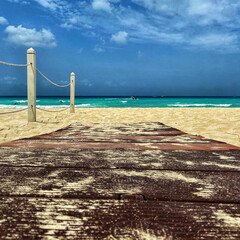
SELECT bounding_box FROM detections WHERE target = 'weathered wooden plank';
[1,140,238,150]
[0,121,239,239]
[0,197,240,239]
[27,122,220,145]
[0,148,239,171]
[0,167,240,202]
[26,134,219,144]
[52,130,186,136]
[57,122,181,135]
[1,122,239,150]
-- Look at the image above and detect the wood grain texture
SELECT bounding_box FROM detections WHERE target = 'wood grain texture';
[1,122,239,150]
[0,198,240,240]
[0,122,240,239]
[0,167,240,202]
[0,148,239,171]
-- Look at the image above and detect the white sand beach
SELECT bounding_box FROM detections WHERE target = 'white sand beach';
[0,108,239,147]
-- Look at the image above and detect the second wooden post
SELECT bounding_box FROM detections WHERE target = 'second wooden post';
[70,72,75,113]
[27,48,36,122]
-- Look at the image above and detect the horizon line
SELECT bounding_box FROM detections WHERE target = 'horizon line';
[0,96,239,98]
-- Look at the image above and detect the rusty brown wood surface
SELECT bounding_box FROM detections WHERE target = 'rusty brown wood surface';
[0,167,240,202]
[0,148,240,171]
[1,123,239,150]
[0,122,240,239]
[0,198,240,240]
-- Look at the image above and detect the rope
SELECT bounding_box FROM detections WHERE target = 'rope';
[0,61,70,87]
[36,107,70,113]
[36,67,70,88]
[0,108,28,115]
[0,106,70,114]
[0,60,29,67]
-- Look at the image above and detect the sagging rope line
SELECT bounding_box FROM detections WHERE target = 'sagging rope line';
[0,107,29,115]
[35,67,71,88]
[0,105,70,114]
[0,60,30,67]
[0,60,70,88]
[36,107,70,113]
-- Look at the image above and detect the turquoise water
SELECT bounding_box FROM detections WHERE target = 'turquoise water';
[0,97,240,108]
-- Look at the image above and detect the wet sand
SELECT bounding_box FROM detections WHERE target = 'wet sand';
[0,108,239,147]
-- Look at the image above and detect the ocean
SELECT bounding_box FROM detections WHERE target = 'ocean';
[0,97,240,108]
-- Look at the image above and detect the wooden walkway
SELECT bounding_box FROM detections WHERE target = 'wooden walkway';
[0,122,240,239]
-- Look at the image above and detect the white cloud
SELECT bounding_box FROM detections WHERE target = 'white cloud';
[8,0,29,4]
[92,0,111,12]
[3,76,17,84]
[60,16,92,30]
[116,9,185,44]
[190,33,238,51]
[21,0,240,52]
[4,76,16,81]
[111,31,128,44]
[188,0,214,15]
[105,80,127,87]
[5,25,57,48]
[187,0,231,25]
[81,79,94,87]
[132,0,239,27]
[93,46,105,53]
[137,50,143,58]
[78,48,83,54]
[60,22,75,29]
[131,0,184,13]
[34,0,58,10]
[0,17,8,25]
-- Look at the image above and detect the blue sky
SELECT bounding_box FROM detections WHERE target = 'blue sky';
[0,0,240,96]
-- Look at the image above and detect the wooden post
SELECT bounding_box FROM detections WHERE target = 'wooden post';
[27,48,36,122]
[70,72,75,113]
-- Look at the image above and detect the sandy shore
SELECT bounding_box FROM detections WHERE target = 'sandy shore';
[0,108,239,147]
